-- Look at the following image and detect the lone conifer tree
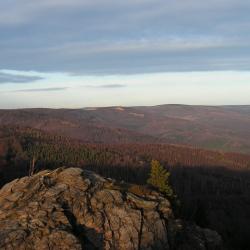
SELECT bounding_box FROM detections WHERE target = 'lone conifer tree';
[147,160,173,197]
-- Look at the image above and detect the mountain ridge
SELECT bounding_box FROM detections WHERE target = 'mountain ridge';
[0,104,250,153]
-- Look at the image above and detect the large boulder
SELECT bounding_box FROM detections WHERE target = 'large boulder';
[0,168,223,250]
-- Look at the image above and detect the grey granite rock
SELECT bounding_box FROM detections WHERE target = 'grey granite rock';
[0,168,223,250]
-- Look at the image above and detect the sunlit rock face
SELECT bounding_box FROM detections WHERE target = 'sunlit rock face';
[0,167,222,250]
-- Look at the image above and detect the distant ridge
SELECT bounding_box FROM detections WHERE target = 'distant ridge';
[0,104,250,153]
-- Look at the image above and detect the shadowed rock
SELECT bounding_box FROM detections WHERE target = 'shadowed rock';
[0,168,223,250]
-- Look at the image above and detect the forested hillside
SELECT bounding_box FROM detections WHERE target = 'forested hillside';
[0,126,250,249]
[1,105,250,153]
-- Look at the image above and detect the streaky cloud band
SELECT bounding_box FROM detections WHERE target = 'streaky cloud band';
[0,72,44,84]
[83,84,126,88]
[12,87,68,92]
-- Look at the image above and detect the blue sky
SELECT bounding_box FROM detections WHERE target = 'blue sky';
[0,0,250,108]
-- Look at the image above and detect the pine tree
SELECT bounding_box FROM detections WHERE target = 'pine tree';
[147,160,173,197]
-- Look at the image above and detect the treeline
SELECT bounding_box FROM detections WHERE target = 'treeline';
[2,126,249,168]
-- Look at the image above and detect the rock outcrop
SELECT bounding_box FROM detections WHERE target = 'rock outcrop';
[0,168,223,250]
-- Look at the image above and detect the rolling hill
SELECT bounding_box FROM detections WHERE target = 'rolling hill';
[0,105,250,153]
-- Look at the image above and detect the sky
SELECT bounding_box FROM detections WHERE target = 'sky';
[0,0,250,108]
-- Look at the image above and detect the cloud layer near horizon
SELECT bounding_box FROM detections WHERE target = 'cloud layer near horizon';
[0,71,250,109]
[1,0,250,74]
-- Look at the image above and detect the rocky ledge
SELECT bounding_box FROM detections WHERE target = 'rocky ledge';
[0,168,223,250]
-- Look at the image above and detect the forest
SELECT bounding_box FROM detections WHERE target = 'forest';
[0,125,250,249]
